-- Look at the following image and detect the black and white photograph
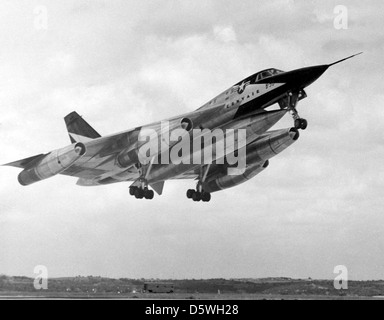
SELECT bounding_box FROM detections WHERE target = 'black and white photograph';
[0,0,383,306]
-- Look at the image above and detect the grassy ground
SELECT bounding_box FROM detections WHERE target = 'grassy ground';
[2,276,384,299]
[1,292,383,300]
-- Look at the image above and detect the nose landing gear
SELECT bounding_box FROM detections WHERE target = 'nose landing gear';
[294,118,308,130]
[287,91,308,130]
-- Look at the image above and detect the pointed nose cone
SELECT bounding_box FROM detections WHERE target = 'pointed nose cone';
[293,65,329,88]
[278,65,329,90]
[259,65,329,90]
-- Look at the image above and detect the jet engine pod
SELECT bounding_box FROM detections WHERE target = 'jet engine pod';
[180,117,193,132]
[74,142,87,156]
[202,160,270,193]
[18,142,87,186]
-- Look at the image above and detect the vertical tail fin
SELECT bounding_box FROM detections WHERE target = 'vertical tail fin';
[64,112,101,143]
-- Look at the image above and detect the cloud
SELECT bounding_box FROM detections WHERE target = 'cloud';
[213,26,237,43]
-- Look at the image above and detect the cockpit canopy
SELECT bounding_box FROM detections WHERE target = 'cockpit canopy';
[236,68,284,86]
[255,68,284,81]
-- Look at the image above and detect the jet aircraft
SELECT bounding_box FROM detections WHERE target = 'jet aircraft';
[3,53,362,202]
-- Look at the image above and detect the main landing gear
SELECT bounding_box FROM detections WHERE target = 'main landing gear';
[186,165,212,202]
[129,185,155,200]
[129,159,156,200]
[287,91,308,130]
[186,188,211,202]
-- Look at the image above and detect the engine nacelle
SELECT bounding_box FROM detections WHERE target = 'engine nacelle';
[180,117,193,132]
[202,127,299,193]
[202,161,269,193]
[18,143,86,186]
[246,127,299,164]
[117,117,194,168]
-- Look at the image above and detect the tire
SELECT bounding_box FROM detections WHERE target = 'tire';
[202,192,211,202]
[129,187,136,196]
[192,192,202,202]
[294,118,301,129]
[186,189,195,199]
[146,190,154,200]
[135,188,144,199]
[300,119,308,130]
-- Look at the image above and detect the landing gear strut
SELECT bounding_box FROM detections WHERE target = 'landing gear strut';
[186,165,212,202]
[287,91,308,130]
[129,158,155,200]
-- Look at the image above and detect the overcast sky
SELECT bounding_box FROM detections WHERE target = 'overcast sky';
[0,0,383,281]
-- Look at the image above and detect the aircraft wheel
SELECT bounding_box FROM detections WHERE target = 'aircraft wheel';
[201,192,211,202]
[300,119,308,130]
[192,192,202,202]
[145,190,154,200]
[294,119,302,129]
[186,189,195,199]
[134,188,144,199]
[129,187,136,196]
